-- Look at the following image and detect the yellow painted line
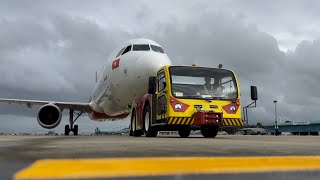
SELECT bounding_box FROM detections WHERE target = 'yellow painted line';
[224,119,229,126]
[168,117,173,124]
[15,156,320,180]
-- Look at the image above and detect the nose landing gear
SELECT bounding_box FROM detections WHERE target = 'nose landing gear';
[64,109,83,136]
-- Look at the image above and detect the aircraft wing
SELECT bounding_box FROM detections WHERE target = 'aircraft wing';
[0,98,92,112]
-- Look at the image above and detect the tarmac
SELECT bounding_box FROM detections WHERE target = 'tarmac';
[1,135,320,179]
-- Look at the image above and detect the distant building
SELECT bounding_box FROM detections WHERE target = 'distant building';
[95,127,129,135]
[237,128,267,135]
[265,120,320,135]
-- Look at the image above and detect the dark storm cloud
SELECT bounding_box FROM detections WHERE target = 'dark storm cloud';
[280,40,320,107]
[227,0,320,50]
[0,8,132,132]
[0,0,319,132]
[152,12,284,76]
[0,14,129,102]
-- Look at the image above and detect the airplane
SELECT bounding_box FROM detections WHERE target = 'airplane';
[0,38,172,135]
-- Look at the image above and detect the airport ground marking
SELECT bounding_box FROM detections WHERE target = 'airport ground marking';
[15,156,320,179]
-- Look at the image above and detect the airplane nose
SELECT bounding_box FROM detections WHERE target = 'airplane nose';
[136,53,172,76]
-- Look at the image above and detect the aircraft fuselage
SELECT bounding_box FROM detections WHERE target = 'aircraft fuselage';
[89,39,172,120]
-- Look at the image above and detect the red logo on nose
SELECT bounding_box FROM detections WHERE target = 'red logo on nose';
[112,58,120,70]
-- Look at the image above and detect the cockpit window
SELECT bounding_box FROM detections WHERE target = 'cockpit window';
[150,45,165,53]
[115,47,125,58]
[132,44,150,51]
[121,45,132,55]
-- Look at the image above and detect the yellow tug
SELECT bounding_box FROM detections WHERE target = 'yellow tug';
[130,65,257,138]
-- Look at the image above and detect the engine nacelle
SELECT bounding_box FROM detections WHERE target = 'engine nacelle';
[37,104,62,129]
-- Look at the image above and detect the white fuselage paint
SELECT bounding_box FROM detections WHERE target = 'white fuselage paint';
[89,38,172,120]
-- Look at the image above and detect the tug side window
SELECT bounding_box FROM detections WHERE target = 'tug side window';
[158,72,166,92]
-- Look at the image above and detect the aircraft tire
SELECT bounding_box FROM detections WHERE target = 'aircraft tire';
[144,105,157,137]
[65,125,70,136]
[73,125,78,136]
[201,125,218,138]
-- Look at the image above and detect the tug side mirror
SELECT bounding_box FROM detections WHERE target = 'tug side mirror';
[251,86,258,101]
[148,77,157,95]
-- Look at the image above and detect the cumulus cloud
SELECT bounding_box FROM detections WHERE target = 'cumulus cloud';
[0,0,319,132]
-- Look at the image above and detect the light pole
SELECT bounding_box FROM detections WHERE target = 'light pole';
[273,100,279,136]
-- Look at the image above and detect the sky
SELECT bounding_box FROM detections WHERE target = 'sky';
[1,0,320,133]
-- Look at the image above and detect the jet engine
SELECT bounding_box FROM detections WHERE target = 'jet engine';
[37,104,62,129]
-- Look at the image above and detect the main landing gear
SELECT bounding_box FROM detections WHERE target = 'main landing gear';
[65,109,83,136]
